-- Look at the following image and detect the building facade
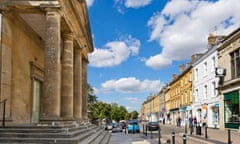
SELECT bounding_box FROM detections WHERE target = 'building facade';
[217,27,240,129]
[167,64,193,126]
[0,0,93,125]
[192,35,223,128]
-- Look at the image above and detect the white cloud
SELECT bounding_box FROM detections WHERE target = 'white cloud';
[146,0,240,69]
[100,77,162,93]
[88,35,140,67]
[86,0,94,7]
[114,0,152,14]
[125,0,152,8]
[124,97,141,104]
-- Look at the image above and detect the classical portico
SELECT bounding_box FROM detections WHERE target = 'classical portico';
[0,0,93,124]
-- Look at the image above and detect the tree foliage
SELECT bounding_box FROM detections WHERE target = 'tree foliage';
[87,84,138,122]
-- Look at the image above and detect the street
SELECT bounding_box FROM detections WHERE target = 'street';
[108,123,240,144]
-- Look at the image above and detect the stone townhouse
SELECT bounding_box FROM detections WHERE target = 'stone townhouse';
[164,62,193,126]
[0,0,93,125]
[217,27,240,129]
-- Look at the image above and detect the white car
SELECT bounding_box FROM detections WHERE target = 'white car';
[107,123,113,130]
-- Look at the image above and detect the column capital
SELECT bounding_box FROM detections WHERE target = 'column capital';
[41,5,60,12]
[63,33,74,41]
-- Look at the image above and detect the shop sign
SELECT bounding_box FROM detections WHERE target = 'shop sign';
[202,105,207,110]
[186,106,192,110]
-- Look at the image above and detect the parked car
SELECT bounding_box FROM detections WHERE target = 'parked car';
[147,122,160,131]
[112,123,122,133]
[127,120,140,133]
[106,123,113,130]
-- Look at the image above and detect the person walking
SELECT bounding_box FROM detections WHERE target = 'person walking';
[193,116,197,127]
[189,116,193,128]
[202,116,207,127]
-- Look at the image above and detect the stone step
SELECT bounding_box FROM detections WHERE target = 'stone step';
[0,125,97,138]
[90,130,110,144]
[99,131,111,144]
[78,128,105,144]
[0,123,105,143]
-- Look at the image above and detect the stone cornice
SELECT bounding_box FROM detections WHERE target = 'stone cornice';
[0,1,59,13]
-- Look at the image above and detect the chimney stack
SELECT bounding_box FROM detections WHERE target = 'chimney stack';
[172,74,177,80]
[208,34,216,45]
[180,64,185,73]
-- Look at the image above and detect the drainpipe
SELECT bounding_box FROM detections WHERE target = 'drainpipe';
[0,13,2,100]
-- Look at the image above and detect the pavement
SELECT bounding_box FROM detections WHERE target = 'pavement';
[141,124,240,144]
[109,124,239,144]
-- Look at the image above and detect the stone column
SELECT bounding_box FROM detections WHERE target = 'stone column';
[73,48,82,119]
[61,33,74,119]
[42,8,61,119]
[82,58,88,119]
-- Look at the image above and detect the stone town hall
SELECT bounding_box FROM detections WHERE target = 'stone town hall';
[0,0,93,125]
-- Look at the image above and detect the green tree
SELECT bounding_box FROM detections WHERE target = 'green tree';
[130,110,139,119]
[87,84,130,122]
[118,106,128,120]
[87,84,98,120]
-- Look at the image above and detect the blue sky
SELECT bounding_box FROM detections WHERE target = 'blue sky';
[86,0,240,112]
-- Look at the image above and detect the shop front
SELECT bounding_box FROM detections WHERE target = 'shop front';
[224,90,240,129]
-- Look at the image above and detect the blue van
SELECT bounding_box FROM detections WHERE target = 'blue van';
[127,120,140,133]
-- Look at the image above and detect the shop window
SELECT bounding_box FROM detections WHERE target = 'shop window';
[224,91,239,123]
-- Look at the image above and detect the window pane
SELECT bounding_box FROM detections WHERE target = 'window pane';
[237,53,240,77]
[230,53,235,78]
[225,100,232,123]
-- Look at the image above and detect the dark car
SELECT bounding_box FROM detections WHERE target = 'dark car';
[147,122,160,131]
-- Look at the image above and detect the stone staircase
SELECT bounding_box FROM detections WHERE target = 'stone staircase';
[0,122,111,144]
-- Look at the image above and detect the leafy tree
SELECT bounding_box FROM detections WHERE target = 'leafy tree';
[87,84,97,104]
[118,106,128,120]
[87,83,130,122]
[130,110,139,119]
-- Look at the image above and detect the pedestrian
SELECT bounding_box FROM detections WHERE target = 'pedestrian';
[189,116,193,128]
[193,116,197,127]
[202,116,207,127]
[163,117,165,125]
[177,116,181,127]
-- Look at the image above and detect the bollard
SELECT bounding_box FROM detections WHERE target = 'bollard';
[200,126,202,135]
[185,123,187,134]
[183,134,186,144]
[145,125,147,136]
[158,126,161,144]
[195,126,198,135]
[172,132,175,144]
[205,126,208,139]
[143,124,145,136]
[228,129,231,144]
[132,125,134,134]
[150,127,153,139]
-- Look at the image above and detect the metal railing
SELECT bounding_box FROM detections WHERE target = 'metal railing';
[0,99,7,127]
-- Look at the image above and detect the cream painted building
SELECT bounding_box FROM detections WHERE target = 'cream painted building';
[0,0,93,125]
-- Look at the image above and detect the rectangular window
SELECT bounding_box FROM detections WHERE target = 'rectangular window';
[204,62,207,76]
[195,89,198,102]
[204,85,207,99]
[212,56,216,72]
[230,48,240,79]
[195,68,198,81]
[212,82,216,97]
